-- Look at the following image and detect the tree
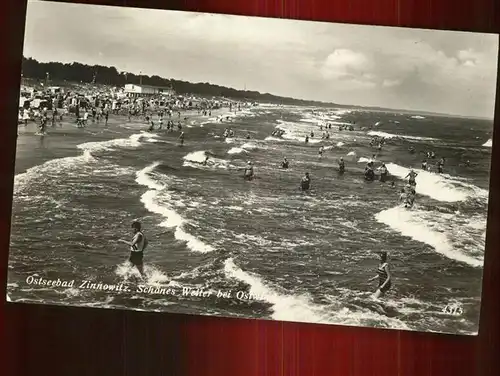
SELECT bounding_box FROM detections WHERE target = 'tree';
[21,56,333,107]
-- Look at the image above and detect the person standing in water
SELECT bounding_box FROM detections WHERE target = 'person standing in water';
[405,169,418,186]
[119,221,148,278]
[243,161,254,180]
[300,172,311,192]
[178,131,185,146]
[281,157,289,169]
[378,163,388,182]
[368,251,392,299]
[437,157,445,173]
[318,146,324,158]
[338,157,345,173]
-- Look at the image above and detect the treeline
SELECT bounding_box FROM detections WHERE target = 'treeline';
[21,57,333,106]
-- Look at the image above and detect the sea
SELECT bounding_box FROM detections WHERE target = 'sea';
[7,104,493,335]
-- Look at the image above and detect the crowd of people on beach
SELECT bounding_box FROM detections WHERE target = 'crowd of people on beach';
[19,86,462,302]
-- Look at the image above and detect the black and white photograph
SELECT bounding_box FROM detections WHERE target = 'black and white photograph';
[7,0,499,335]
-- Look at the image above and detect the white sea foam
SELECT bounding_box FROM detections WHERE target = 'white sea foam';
[336,142,345,147]
[241,142,258,150]
[135,162,214,253]
[411,115,426,119]
[77,132,155,154]
[227,142,259,155]
[224,258,327,323]
[385,163,487,202]
[15,131,154,192]
[183,151,208,164]
[224,258,409,329]
[14,150,96,194]
[347,151,357,156]
[367,130,435,141]
[272,120,323,144]
[483,139,492,147]
[375,206,484,267]
[182,150,229,170]
[358,157,375,163]
[228,147,246,155]
[264,136,286,142]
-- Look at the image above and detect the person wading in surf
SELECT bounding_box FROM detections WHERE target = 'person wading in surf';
[119,221,148,278]
[405,169,418,186]
[243,161,254,180]
[368,251,392,299]
[300,172,311,192]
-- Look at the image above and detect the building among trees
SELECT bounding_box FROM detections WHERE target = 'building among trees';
[123,84,175,98]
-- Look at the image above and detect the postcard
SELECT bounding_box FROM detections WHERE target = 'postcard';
[7,0,499,335]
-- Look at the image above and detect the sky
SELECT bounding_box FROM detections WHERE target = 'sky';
[23,0,499,118]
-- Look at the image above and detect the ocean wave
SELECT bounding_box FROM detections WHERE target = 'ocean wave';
[14,151,96,194]
[385,163,487,202]
[367,130,436,141]
[272,120,325,144]
[241,142,258,150]
[228,147,247,155]
[224,257,329,323]
[135,162,214,253]
[116,259,171,284]
[264,136,286,142]
[227,142,259,155]
[482,139,492,147]
[358,157,376,163]
[182,150,229,170]
[375,206,484,267]
[224,258,409,329]
[77,131,156,154]
[14,131,155,193]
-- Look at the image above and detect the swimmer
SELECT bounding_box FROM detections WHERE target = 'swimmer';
[437,157,445,173]
[246,133,251,140]
[368,251,392,299]
[421,159,428,171]
[281,157,289,169]
[118,221,148,278]
[318,146,324,158]
[300,172,311,191]
[178,131,185,146]
[305,135,309,144]
[243,161,254,181]
[338,157,345,173]
[405,169,418,186]
[364,164,375,181]
[378,163,388,182]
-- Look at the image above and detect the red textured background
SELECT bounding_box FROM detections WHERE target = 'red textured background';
[1,1,499,375]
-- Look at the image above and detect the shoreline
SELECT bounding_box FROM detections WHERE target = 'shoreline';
[12,106,232,176]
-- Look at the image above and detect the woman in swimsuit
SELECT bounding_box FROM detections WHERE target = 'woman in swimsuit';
[368,251,392,299]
